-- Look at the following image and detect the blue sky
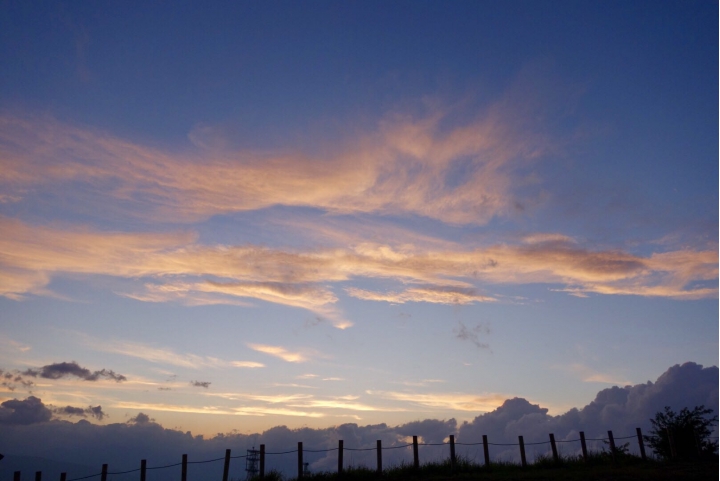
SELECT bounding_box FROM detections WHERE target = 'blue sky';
[0,1,717,439]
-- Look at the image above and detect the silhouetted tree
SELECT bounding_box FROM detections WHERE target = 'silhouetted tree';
[644,406,718,460]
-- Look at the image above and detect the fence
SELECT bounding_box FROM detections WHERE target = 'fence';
[10,428,712,481]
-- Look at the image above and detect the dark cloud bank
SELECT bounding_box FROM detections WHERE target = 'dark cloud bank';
[0,362,716,480]
[0,362,126,394]
[22,361,126,382]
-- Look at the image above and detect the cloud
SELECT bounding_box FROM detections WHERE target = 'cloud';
[88,338,263,370]
[247,344,310,363]
[0,396,52,425]
[0,97,548,226]
[556,363,632,385]
[0,363,715,475]
[369,391,509,412]
[128,412,154,424]
[453,321,491,349]
[22,362,126,382]
[457,362,718,460]
[231,361,265,368]
[346,285,496,305]
[191,381,211,389]
[0,217,715,325]
[53,405,106,421]
[0,370,34,391]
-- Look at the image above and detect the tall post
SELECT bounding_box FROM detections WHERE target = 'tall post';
[181,455,187,481]
[413,435,419,470]
[636,428,647,461]
[101,464,108,481]
[140,459,147,481]
[518,436,527,468]
[608,431,617,464]
[60,474,67,481]
[337,440,343,475]
[549,434,559,465]
[34,473,41,481]
[260,444,265,479]
[579,431,588,462]
[222,449,231,481]
[482,435,490,468]
[14,472,21,481]
[449,435,456,472]
[297,442,303,480]
[376,440,382,476]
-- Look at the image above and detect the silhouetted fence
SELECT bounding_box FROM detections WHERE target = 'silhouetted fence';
[11,428,715,481]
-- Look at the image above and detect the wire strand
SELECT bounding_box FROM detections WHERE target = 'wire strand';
[67,474,101,481]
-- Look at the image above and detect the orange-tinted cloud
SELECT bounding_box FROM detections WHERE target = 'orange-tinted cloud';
[345,286,496,304]
[0,218,716,325]
[0,104,542,225]
[247,344,310,363]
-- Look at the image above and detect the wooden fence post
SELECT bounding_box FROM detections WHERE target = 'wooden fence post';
[101,464,108,481]
[297,442,303,480]
[579,431,588,462]
[140,459,147,481]
[518,436,527,468]
[608,430,617,464]
[413,435,419,469]
[181,455,187,481]
[482,435,490,468]
[14,471,20,481]
[636,428,647,461]
[260,444,265,479]
[376,440,382,476]
[222,449,231,481]
[337,440,343,475]
[549,434,559,464]
[449,435,456,472]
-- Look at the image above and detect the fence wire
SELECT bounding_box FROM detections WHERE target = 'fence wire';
[33,429,673,481]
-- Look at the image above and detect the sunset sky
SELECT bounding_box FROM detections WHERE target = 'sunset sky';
[0,1,717,441]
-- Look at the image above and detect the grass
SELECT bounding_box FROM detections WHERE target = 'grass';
[249,451,719,481]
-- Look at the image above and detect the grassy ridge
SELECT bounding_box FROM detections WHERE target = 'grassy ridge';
[252,451,719,481]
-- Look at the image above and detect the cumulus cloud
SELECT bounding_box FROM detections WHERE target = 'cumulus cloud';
[0,396,52,425]
[22,361,126,382]
[128,412,154,424]
[457,362,718,460]
[0,363,715,476]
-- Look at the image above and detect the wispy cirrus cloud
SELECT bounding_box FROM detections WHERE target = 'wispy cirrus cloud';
[346,285,496,304]
[1,217,715,313]
[0,96,546,225]
[247,344,311,363]
[368,390,509,412]
[88,338,264,370]
[114,401,325,418]
[555,363,632,385]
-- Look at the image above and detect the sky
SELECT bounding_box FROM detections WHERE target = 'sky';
[0,0,718,459]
